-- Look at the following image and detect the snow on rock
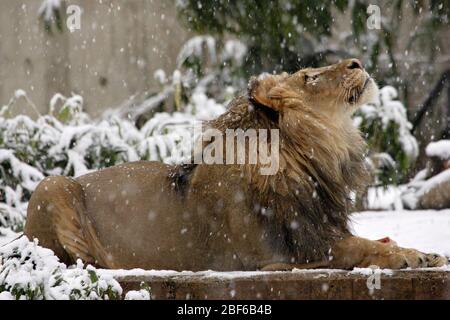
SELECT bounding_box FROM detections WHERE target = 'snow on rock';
[402,168,450,209]
[124,289,151,300]
[99,268,280,280]
[426,140,450,160]
[350,267,394,276]
[351,210,450,257]
[416,168,450,197]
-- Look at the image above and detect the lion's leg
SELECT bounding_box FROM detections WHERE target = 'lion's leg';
[329,236,447,269]
[25,176,95,265]
[260,236,447,271]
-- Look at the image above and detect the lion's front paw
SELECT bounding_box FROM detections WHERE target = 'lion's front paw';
[424,253,448,267]
[361,249,448,269]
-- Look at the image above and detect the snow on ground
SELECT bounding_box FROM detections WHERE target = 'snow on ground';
[101,265,450,280]
[350,210,450,257]
[0,227,19,246]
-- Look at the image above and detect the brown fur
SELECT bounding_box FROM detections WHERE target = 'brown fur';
[24,59,447,270]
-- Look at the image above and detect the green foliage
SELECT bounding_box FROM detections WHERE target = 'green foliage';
[358,116,409,185]
[177,0,450,106]
[178,0,351,74]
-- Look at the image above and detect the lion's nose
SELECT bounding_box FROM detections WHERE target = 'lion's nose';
[347,59,363,70]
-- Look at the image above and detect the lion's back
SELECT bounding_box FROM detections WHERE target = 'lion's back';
[75,161,200,269]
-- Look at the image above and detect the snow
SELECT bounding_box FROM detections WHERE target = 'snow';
[0,292,14,300]
[0,227,19,244]
[350,268,394,276]
[14,89,27,99]
[124,289,151,300]
[153,69,167,85]
[397,167,450,210]
[221,40,248,65]
[0,149,44,191]
[426,140,450,160]
[350,210,450,257]
[38,0,61,21]
[414,168,450,200]
[366,185,403,211]
[177,36,217,67]
[49,93,83,116]
[0,236,122,300]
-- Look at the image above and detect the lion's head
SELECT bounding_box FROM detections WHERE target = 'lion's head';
[249,58,378,120]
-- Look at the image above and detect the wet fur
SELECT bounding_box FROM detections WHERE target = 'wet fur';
[171,92,368,263]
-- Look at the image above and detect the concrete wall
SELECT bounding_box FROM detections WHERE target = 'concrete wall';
[0,0,190,117]
[117,269,450,299]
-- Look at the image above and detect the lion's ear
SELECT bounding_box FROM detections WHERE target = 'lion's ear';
[248,73,288,111]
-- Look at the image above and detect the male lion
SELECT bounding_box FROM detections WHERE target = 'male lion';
[25,59,447,270]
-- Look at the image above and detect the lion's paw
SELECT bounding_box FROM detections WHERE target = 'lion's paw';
[360,249,448,269]
[424,253,448,268]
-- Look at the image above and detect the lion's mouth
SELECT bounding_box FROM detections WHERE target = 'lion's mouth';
[348,76,371,104]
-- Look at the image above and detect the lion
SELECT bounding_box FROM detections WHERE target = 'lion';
[24,59,447,271]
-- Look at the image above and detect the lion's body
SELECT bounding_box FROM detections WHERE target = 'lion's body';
[24,59,447,270]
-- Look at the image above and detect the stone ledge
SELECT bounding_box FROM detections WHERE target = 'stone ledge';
[107,269,450,300]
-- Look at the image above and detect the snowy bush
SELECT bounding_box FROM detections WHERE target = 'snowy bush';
[0,236,122,300]
[354,86,419,186]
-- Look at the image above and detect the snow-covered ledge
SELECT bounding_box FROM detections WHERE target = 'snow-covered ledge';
[100,267,450,300]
